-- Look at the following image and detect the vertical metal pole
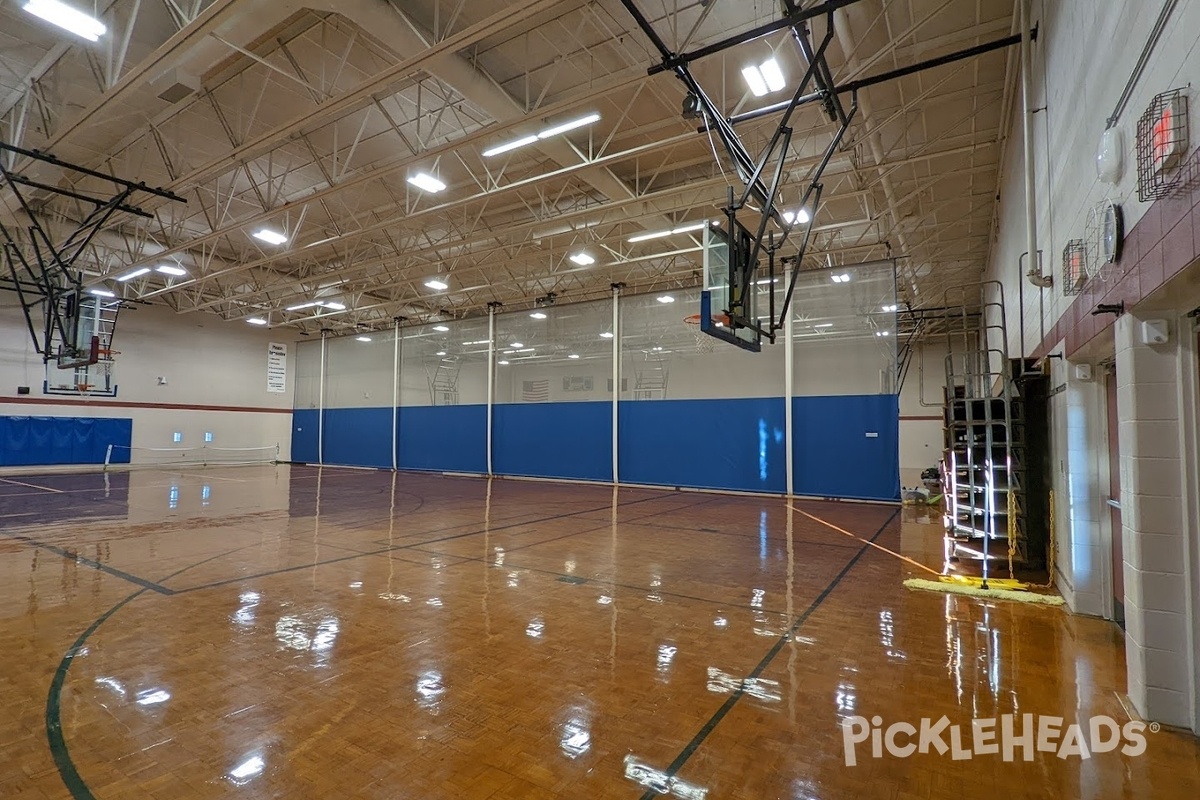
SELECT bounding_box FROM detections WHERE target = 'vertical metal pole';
[487,306,495,476]
[784,304,794,496]
[612,285,621,485]
[392,319,400,471]
[318,332,327,465]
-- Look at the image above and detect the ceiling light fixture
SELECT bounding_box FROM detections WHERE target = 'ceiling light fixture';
[436,351,447,356]
[529,311,548,320]
[118,268,150,281]
[23,0,106,41]
[510,342,524,348]
[424,278,449,291]
[782,208,811,225]
[319,301,346,311]
[156,264,187,276]
[814,323,833,328]
[882,304,898,312]
[742,57,786,97]
[482,113,601,158]
[356,336,372,342]
[830,273,851,284]
[498,360,510,365]
[569,252,595,266]
[246,318,268,326]
[286,302,318,311]
[433,325,450,332]
[408,173,446,193]
[628,220,712,243]
[252,229,287,245]
[89,288,115,297]
[656,295,675,304]
[568,354,580,359]
[876,331,891,337]
[599,331,614,339]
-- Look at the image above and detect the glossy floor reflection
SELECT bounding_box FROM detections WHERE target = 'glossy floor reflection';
[1,465,1196,799]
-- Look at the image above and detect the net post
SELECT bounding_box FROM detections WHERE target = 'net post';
[275,443,280,464]
[104,443,112,471]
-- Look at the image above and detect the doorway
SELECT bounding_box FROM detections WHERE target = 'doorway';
[1105,366,1124,627]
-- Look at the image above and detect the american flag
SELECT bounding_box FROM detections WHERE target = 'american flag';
[522,379,550,402]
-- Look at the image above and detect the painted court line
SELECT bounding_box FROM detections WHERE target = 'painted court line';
[0,531,172,595]
[0,477,65,493]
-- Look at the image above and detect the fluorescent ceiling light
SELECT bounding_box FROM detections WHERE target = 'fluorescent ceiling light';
[286,302,319,311]
[433,324,450,332]
[408,173,446,193]
[319,301,345,311]
[529,311,548,319]
[118,268,150,281]
[463,339,491,345]
[783,208,810,225]
[830,273,851,283]
[510,342,524,348]
[538,112,601,139]
[252,229,287,245]
[498,360,510,365]
[356,336,372,342]
[599,332,614,339]
[23,0,106,41]
[425,278,449,291]
[814,323,833,328]
[156,264,187,276]
[246,318,268,326]
[882,304,898,312]
[569,252,595,266]
[89,288,115,297]
[759,58,786,92]
[628,221,711,243]
[482,135,538,158]
[656,295,675,304]
[435,351,447,356]
[743,58,786,97]
[741,66,769,98]
[568,354,580,359]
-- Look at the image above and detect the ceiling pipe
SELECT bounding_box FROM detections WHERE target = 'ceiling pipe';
[1021,0,1051,288]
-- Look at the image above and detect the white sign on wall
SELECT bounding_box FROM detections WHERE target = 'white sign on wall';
[267,342,287,393]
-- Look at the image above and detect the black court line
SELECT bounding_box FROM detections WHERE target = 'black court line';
[46,544,262,800]
[171,491,677,594]
[0,531,172,595]
[635,507,900,800]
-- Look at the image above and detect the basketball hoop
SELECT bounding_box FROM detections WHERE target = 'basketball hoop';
[684,313,730,353]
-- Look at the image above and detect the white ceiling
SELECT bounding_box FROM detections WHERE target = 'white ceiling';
[0,0,1019,336]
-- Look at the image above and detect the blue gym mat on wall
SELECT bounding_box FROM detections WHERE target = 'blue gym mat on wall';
[323,407,393,468]
[291,409,320,463]
[397,405,487,473]
[493,401,612,482]
[0,415,131,466]
[618,398,788,493]
[792,394,900,501]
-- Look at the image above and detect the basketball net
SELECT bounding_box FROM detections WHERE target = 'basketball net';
[683,314,728,354]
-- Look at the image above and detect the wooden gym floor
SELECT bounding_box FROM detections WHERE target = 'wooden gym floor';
[1,464,1197,799]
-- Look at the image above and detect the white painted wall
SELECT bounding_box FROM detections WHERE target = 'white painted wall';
[983,0,1200,732]
[0,297,296,463]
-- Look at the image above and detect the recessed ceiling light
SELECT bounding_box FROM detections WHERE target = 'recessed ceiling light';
[569,252,595,266]
[656,295,675,304]
[568,354,580,359]
[599,332,614,339]
[23,0,106,41]
[433,325,449,332]
[529,311,548,319]
[252,229,287,245]
[425,278,449,291]
[356,336,372,342]
[246,318,268,326]
[89,288,115,297]
[156,264,187,276]
[118,268,150,281]
[408,173,446,193]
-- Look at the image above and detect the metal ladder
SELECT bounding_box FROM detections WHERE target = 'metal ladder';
[428,359,460,406]
[941,281,1026,581]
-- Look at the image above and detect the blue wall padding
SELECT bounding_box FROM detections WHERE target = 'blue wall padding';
[493,402,612,482]
[618,398,787,493]
[291,409,320,463]
[397,404,487,473]
[792,394,900,501]
[322,407,392,468]
[0,416,131,466]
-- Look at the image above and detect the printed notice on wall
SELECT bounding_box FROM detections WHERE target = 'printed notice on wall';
[267,342,287,393]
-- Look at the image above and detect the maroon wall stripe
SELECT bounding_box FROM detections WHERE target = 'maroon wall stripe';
[0,395,293,415]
